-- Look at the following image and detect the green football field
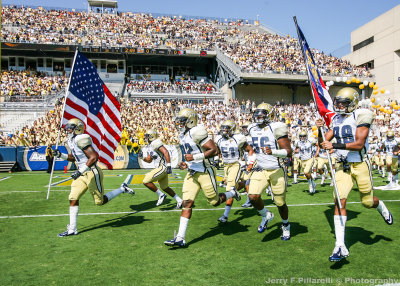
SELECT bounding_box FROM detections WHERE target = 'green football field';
[0,168,399,286]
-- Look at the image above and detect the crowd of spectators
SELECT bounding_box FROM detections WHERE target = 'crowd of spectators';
[3,96,399,148]
[0,70,68,99]
[126,79,218,95]
[1,5,371,77]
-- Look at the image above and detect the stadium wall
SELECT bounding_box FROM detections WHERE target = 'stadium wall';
[1,145,183,171]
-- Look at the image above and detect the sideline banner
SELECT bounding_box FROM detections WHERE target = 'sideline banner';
[1,145,182,170]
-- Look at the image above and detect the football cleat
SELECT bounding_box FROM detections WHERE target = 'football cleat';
[281,224,291,241]
[156,193,167,206]
[164,237,186,247]
[219,182,227,188]
[241,201,253,208]
[329,245,349,262]
[218,215,228,223]
[257,211,274,233]
[58,225,78,237]
[121,183,135,196]
[380,209,394,225]
[175,200,183,209]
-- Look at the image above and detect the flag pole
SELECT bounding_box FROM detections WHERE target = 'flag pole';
[46,48,79,199]
[293,16,343,212]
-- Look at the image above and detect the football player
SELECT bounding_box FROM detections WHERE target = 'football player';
[294,130,316,193]
[315,141,334,185]
[247,103,292,241]
[54,118,135,237]
[215,120,255,222]
[140,129,183,208]
[291,135,301,184]
[380,131,399,186]
[317,87,393,262]
[240,120,255,208]
[164,108,241,247]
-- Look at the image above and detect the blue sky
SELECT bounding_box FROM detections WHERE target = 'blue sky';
[3,0,399,57]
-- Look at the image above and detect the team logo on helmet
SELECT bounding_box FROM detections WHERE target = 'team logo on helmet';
[333,87,359,114]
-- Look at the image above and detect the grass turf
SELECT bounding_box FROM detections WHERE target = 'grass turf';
[0,169,399,285]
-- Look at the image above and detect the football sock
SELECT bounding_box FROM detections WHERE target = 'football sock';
[282,218,289,227]
[377,200,388,214]
[258,207,268,225]
[173,194,182,203]
[393,173,398,183]
[334,215,347,247]
[177,216,189,240]
[225,189,237,199]
[105,188,124,201]
[69,206,79,232]
[155,189,163,197]
[294,173,297,182]
[223,206,231,218]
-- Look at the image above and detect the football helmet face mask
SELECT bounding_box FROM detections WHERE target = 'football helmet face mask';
[64,118,85,139]
[145,129,158,143]
[387,131,394,140]
[333,87,359,115]
[220,120,236,139]
[174,108,198,133]
[299,130,307,142]
[240,121,251,136]
[253,103,275,127]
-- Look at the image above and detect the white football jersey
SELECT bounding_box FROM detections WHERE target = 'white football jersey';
[67,134,92,171]
[383,139,398,157]
[330,108,374,162]
[296,140,313,160]
[243,135,254,163]
[179,125,212,172]
[148,138,166,166]
[248,122,288,170]
[216,133,246,164]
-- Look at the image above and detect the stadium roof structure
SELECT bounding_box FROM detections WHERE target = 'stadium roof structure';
[88,0,118,13]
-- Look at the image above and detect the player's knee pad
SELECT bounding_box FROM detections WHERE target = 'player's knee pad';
[274,195,286,207]
[207,195,220,206]
[361,194,374,209]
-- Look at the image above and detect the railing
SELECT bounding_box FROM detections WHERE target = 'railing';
[215,49,242,77]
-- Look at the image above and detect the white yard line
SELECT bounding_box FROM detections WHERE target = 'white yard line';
[0,177,11,182]
[1,200,399,219]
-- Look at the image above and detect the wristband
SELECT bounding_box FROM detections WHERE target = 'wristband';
[332,143,346,150]
[78,165,91,174]
[192,153,205,161]
[271,149,288,158]
[247,154,256,165]
[59,153,68,160]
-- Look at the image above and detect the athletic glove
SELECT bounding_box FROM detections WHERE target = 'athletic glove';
[71,170,82,180]
[166,166,172,174]
[138,150,143,159]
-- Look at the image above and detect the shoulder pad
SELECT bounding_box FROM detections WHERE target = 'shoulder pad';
[76,134,92,149]
[191,125,210,146]
[271,122,288,139]
[151,138,164,150]
[355,109,374,126]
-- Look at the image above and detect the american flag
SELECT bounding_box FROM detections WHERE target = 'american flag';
[294,17,335,127]
[62,50,121,169]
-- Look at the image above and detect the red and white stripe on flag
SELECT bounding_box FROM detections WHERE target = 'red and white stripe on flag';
[62,51,121,169]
